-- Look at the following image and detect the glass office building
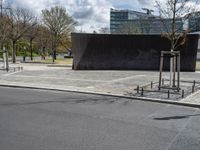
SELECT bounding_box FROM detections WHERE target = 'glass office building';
[188,12,200,32]
[110,8,190,34]
[110,8,153,33]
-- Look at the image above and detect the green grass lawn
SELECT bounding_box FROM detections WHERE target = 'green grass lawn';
[32,58,73,65]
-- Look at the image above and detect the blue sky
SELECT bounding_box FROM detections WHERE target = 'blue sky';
[3,0,157,32]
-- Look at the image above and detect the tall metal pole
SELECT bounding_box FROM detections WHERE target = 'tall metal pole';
[172,54,176,87]
[159,52,164,90]
[177,52,180,91]
[170,50,173,86]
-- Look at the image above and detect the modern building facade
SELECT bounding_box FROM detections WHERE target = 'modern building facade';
[110,8,199,34]
[72,33,199,71]
[188,12,200,32]
[110,8,154,33]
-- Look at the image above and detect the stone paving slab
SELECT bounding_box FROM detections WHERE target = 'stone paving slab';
[0,63,200,107]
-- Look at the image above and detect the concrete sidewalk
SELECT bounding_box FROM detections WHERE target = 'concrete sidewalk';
[0,63,200,107]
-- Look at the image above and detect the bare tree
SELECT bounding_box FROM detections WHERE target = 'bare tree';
[155,0,199,87]
[7,8,37,63]
[0,15,10,49]
[25,24,39,60]
[37,25,51,59]
[41,6,76,62]
[155,0,199,51]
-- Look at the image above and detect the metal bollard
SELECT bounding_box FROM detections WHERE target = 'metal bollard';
[137,85,139,94]
[193,80,196,87]
[151,81,153,89]
[182,90,184,98]
[192,85,195,93]
[141,88,144,96]
[162,78,164,85]
[168,90,170,99]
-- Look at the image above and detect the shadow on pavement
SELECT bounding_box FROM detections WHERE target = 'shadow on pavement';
[0,97,120,106]
[153,114,200,120]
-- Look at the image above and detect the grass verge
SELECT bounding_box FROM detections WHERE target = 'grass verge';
[32,58,73,65]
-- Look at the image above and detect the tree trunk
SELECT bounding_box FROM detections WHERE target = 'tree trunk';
[169,1,177,87]
[30,38,33,61]
[54,49,56,60]
[12,40,16,63]
[52,47,55,63]
[42,46,46,60]
[52,43,56,62]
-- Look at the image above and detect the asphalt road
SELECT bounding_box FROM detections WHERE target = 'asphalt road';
[0,87,200,150]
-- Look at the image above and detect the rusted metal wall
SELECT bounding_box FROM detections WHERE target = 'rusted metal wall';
[72,33,199,71]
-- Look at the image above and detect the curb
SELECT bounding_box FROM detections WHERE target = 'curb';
[0,83,200,108]
[22,61,54,64]
[23,62,72,67]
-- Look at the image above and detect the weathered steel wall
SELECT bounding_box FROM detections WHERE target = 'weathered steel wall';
[72,33,199,71]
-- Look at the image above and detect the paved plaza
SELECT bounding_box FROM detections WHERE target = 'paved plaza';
[1,63,200,150]
[0,63,200,107]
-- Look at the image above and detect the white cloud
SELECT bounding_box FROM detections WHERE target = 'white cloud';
[70,0,112,32]
[5,0,199,33]
[5,0,113,32]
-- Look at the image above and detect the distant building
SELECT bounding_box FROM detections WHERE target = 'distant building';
[110,8,197,34]
[188,12,200,32]
[110,8,154,33]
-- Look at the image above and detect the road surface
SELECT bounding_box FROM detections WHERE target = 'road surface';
[0,87,200,150]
